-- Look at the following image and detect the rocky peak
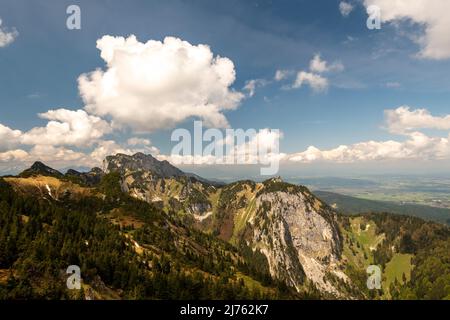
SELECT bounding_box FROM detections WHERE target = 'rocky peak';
[103,153,185,178]
[19,161,63,178]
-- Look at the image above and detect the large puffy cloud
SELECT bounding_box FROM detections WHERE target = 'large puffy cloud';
[0,108,159,171]
[0,124,22,150]
[364,0,450,59]
[385,106,450,134]
[20,109,112,147]
[29,145,88,163]
[79,35,244,132]
[0,149,28,162]
[0,18,18,47]
[0,35,245,171]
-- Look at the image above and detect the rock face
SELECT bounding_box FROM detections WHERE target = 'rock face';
[251,190,347,295]
[104,153,220,185]
[213,179,348,296]
[103,153,216,216]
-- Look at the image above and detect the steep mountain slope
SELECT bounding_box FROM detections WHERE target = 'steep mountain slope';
[102,153,350,296]
[206,179,348,296]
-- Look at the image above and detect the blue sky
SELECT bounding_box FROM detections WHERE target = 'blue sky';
[1,0,450,177]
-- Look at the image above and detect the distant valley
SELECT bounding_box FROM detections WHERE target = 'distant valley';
[314,190,450,226]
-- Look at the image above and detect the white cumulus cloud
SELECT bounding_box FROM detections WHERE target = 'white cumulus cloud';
[290,54,343,93]
[364,0,450,59]
[293,71,329,92]
[0,149,28,162]
[29,145,88,163]
[289,132,450,163]
[20,109,112,147]
[0,124,23,151]
[385,106,450,134]
[289,107,450,163]
[79,35,244,132]
[163,128,285,166]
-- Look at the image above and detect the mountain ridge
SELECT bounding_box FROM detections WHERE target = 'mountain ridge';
[12,154,348,296]
[2,153,449,299]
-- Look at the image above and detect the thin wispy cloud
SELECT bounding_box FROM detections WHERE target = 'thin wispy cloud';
[339,1,354,17]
